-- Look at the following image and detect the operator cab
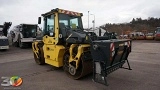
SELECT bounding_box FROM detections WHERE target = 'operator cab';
[39,8,86,44]
[39,8,83,36]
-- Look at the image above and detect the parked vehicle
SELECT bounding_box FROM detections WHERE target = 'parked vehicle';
[155,27,160,40]
[146,33,154,40]
[10,24,38,48]
[119,34,128,39]
[0,22,12,50]
[135,32,145,40]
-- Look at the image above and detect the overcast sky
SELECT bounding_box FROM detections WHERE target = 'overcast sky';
[0,0,160,29]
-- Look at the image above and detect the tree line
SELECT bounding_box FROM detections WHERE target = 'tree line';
[100,17,160,35]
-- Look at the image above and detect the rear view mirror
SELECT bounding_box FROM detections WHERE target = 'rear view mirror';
[99,28,101,36]
[38,17,41,24]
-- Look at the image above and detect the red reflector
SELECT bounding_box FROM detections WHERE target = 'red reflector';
[157,34,160,37]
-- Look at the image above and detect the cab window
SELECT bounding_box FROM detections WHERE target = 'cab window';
[59,13,83,30]
[44,14,55,36]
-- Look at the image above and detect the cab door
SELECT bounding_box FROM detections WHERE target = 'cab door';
[43,13,65,67]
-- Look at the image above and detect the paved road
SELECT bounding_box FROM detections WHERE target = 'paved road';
[0,40,160,90]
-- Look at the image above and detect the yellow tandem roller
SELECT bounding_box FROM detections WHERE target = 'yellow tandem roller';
[32,8,132,85]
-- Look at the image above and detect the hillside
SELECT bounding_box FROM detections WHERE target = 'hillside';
[100,17,160,35]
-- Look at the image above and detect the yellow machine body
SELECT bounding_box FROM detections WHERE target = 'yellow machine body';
[32,8,92,78]
[42,35,65,67]
[68,44,90,69]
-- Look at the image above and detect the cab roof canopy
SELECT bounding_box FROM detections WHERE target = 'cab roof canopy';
[42,8,83,17]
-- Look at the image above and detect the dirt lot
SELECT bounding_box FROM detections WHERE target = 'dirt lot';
[0,40,160,90]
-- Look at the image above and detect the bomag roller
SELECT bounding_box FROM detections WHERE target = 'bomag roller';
[32,8,132,85]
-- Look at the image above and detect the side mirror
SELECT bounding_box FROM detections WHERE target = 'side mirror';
[38,17,41,24]
[99,29,101,36]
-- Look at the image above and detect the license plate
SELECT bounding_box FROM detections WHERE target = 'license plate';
[0,46,9,49]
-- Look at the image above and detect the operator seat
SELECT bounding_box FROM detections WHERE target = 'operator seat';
[71,23,77,29]
[59,23,67,38]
